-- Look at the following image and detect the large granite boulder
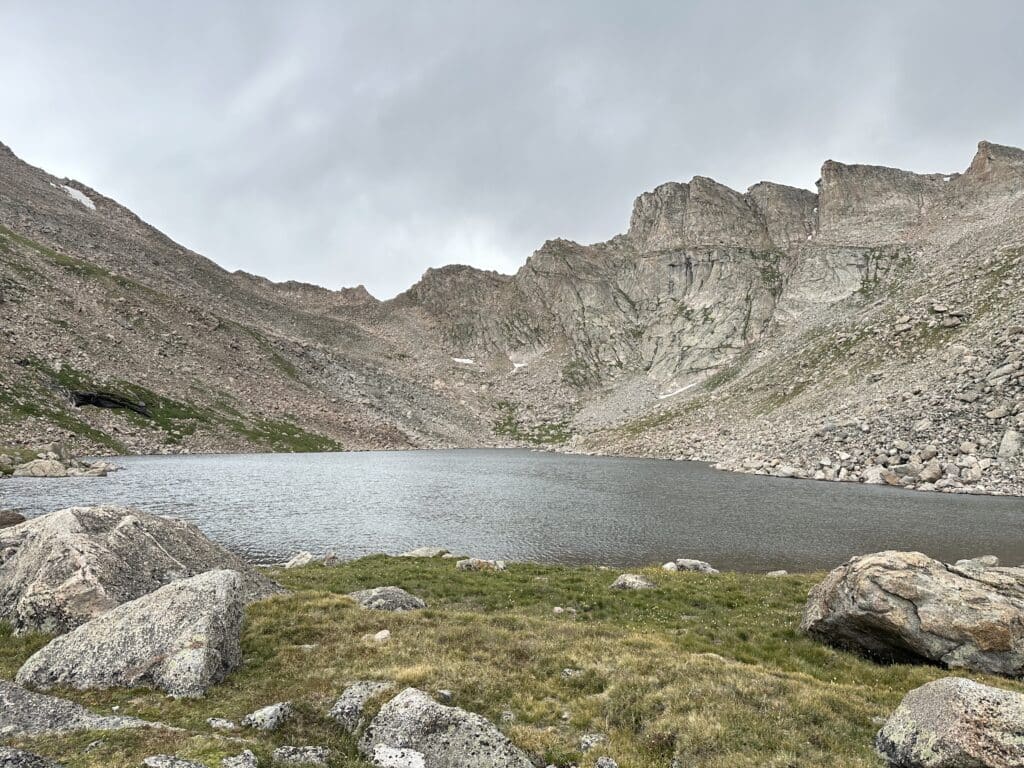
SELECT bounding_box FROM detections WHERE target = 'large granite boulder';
[16,569,245,698]
[0,749,65,768]
[359,688,533,768]
[876,677,1024,767]
[348,586,426,612]
[0,505,281,633]
[801,551,1024,675]
[0,679,146,737]
[12,460,67,478]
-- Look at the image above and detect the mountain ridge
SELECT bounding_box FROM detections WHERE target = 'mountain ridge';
[1,138,1021,495]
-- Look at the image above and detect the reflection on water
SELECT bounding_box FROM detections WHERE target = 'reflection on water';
[2,449,1022,571]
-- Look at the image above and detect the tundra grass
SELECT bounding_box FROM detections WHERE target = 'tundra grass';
[3,558,1022,768]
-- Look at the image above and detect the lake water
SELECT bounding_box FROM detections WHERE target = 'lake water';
[2,449,1022,571]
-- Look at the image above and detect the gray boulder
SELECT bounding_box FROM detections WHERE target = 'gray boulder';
[610,574,656,590]
[330,680,397,733]
[674,558,720,574]
[142,758,207,768]
[0,679,146,737]
[272,747,331,766]
[0,510,25,529]
[221,752,257,768]
[12,459,66,478]
[876,677,1024,767]
[0,505,281,634]
[348,586,426,612]
[0,750,64,768]
[16,570,245,698]
[801,551,1024,675]
[360,688,533,768]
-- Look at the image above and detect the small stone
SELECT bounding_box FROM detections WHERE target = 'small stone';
[595,759,619,768]
[206,717,239,732]
[241,701,292,731]
[455,558,506,572]
[373,629,392,643]
[765,570,788,577]
[580,733,607,752]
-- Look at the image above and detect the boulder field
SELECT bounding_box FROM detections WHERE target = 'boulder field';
[3,506,1024,766]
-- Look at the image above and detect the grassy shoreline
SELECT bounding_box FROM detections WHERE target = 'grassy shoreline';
[3,556,1023,767]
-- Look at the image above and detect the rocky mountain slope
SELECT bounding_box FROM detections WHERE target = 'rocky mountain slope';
[1,139,1021,494]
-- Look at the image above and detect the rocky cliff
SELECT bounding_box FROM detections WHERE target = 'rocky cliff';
[1,139,1021,494]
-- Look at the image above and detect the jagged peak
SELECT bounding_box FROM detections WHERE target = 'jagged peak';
[965,139,1024,183]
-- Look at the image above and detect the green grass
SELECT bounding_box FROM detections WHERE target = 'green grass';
[5,557,1021,768]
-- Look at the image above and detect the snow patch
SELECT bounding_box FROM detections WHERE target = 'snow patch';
[61,184,96,210]
[657,382,698,400]
[451,357,475,365]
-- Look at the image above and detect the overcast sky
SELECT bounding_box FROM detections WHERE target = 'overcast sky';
[2,1,1022,297]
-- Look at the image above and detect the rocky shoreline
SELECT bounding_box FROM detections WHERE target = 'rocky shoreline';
[2,506,1024,767]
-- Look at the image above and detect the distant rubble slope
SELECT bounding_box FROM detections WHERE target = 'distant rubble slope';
[0,138,1021,494]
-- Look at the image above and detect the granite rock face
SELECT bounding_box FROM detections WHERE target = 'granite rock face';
[801,551,1024,675]
[0,506,281,634]
[876,677,1024,767]
[359,688,534,768]
[3,137,1024,496]
[0,679,147,737]
[16,569,246,697]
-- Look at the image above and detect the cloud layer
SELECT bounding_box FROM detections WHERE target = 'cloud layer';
[3,1,1022,296]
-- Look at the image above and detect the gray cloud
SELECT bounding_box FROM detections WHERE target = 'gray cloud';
[2,0,1023,297]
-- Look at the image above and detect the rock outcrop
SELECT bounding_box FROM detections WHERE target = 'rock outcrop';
[359,688,534,768]
[0,505,281,633]
[348,586,426,612]
[801,551,1024,675]
[331,680,397,733]
[16,569,246,697]
[876,677,1024,767]
[0,679,147,736]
